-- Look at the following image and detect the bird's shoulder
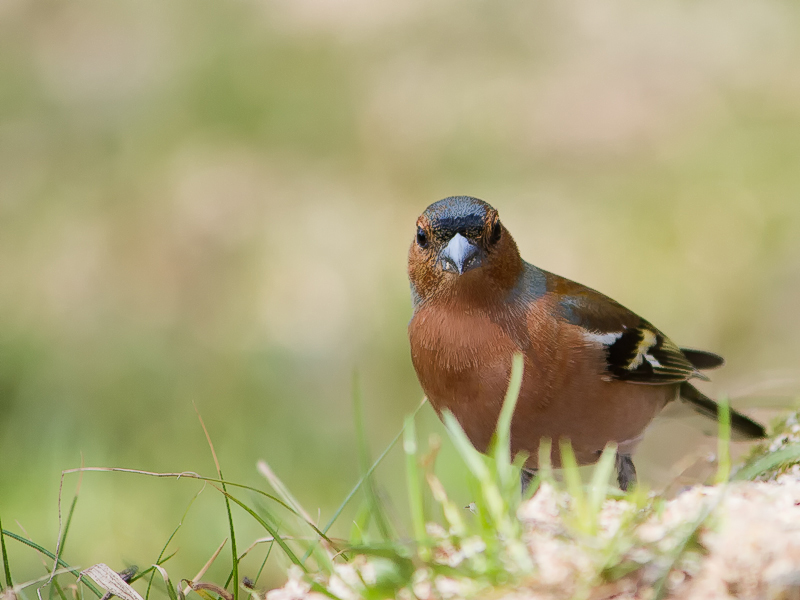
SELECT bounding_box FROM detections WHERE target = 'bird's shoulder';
[535,269,706,385]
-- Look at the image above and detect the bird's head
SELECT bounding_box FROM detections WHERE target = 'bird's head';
[408,196,523,304]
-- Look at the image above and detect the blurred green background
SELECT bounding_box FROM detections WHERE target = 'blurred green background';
[2,0,800,590]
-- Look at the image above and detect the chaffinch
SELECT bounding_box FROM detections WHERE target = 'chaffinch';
[407,196,765,491]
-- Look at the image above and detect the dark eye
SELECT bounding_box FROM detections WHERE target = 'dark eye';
[489,220,502,245]
[416,227,429,248]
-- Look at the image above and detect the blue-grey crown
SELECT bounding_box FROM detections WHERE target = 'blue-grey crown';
[423,196,494,240]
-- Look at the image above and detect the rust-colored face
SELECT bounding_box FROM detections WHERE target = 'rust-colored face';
[408,196,522,304]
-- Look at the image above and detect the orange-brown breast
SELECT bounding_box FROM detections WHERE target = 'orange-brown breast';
[409,292,677,468]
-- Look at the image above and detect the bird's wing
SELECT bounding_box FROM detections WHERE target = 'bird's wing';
[550,275,708,385]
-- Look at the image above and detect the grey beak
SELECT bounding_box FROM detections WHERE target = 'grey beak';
[440,233,482,275]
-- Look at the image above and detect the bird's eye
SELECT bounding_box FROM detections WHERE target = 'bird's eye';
[416,227,429,248]
[489,220,502,245]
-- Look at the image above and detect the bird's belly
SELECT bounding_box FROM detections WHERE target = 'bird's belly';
[410,307,677,467]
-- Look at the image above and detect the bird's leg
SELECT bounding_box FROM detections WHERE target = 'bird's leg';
[520,468,537,495]
[615,453,637,491]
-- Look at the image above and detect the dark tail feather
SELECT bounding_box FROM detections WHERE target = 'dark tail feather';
[679,382,766,440]
[680,348,725,371]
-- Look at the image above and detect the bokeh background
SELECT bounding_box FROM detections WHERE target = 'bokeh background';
[2,0,800,590]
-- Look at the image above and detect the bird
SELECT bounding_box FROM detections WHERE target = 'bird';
[407,196,766,491]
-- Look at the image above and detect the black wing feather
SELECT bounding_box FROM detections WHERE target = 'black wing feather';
[680,348,725,371]
[604,325,706,384]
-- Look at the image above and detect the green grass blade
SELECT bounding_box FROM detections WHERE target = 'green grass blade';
[588,444,617,518]
[131,554,178,586]
[425,473,466,537]
[352,372,393,541]
[196,410,238,600]
[57,496,78,560]
[537,438,553,485]
[253,540,274,586]
[51,462,86,597]
[257,461,335,569]
[442,411,508,532]
[1,515,13,588]
[559,439,590,533]
[559,439,582,496]
[221,474,239,599]
[349,502,371,545]
[733,444,800,481]
[153,566,179,600]
[492,354,524,489]
[403,415,428,558]
[50,577,69,600]
[442,411,490,481]
[714,396,732,484]
[309,582,344,600]
[49,487,80,598]
[0,530,101,597]
[217,488,308,572]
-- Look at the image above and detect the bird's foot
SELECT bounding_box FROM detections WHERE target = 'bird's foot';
[615,453,637,491]
[521,467,537,495]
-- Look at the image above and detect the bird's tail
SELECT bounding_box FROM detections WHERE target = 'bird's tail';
[679,382,766,441]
